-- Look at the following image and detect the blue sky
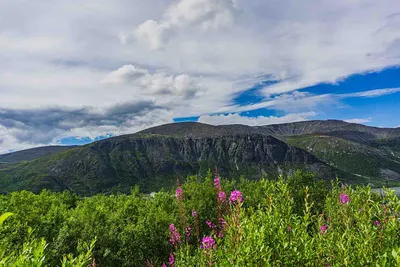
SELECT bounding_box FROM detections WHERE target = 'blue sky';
[0,0,399,152]
[175,66,400,128]
[291,67,400,127]
[59,135,114,146]
[69,66,400,147]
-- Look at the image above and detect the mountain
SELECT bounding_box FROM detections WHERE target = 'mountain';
[256,120,400,141]
[0,131,330,195]
[1,120,400,195]
[287,135,400,182]
[0,146,76,163]
[255,120,400,184]
[139,120,400,183]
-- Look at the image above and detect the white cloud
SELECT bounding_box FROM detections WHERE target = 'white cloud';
[218,87,400,114]
[134,0,237,49]
[198,112,317,126]
[0,104,173,154]
[101,65,149,84]
[0,0,400,151]
[135,20,170,50]
[101,64,203,98]
[341,88,400,98]
[0,126,44,154]
[222,91,335,114]
[344,118,371,124]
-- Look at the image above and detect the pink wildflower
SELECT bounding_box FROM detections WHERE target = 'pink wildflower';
[374,220,381,226]
[287,225,292,232]
[218,191,226,202]
[191,210,197,217]
[229,190,243,204]
[169,224,181,246]
[169,224,177,232]
[175,187,183,201]
[220,218,227,228]
[217,218,227,238]
[162,264,167,267]
[201,236,216,250]
[206,219,216,229]
[320,225,328,234]
[328,217,331,223]
[340,193,350,204]
[169,253,175,266]
[186,226,191,239]
[214,176,221,190]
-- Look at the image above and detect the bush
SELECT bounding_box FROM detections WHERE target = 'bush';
[0,171,399,266]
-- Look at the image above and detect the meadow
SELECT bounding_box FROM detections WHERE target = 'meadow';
[0,170,399,266]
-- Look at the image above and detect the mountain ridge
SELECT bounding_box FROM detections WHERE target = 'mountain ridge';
[0,145,76,163]
[0,133,330,195]
[1,120,400,195]
[2,120,399,158]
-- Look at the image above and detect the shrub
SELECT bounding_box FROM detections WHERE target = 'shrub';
[0,171,399,266]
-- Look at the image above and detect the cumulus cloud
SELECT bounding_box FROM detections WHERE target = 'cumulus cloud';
[198,112,317,126]
[134,0,237,49]
[0,101,171,153]
[135,20,171,50]
[344,118,372,124]
[101,64,202,98]
[1,0,400,151]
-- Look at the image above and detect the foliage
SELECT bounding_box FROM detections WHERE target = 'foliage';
[172,173,400,266]
[287,135,400,187]
[0,170,399,266]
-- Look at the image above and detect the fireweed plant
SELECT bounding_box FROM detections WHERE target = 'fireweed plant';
[166,172,400,267]
[0,171,399,266]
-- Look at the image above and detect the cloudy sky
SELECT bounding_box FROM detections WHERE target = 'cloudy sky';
[1,0,400,153]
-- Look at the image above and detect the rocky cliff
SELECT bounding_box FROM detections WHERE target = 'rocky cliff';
[0,133,325,195]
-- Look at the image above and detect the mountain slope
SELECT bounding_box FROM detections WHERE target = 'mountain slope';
[0,132,331,195]
[287,135,400,184]
[257,120,400,143]
[0,146,76,163]
[369,137,400,158]
[1,120,400,195]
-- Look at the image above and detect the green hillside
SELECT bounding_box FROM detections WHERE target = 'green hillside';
[1,120,400,195]
[287,134,400,186]
[0,146,75,163]
[0,133,328,195]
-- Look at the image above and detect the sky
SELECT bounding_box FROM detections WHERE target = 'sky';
[0,0,400,153]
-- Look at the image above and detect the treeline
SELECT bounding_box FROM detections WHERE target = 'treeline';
[0,171,399,266]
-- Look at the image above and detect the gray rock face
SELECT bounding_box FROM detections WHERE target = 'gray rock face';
[64,134,318,194]
[0,133,321,195]
[93,134,316,165]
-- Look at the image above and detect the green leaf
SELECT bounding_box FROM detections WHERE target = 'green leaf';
[0,212,14,226]
[392,249,398,259]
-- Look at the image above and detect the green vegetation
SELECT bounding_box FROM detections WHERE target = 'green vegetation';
[2,120,400,195]
[1,171,399,266]
[0,134,322,195]
[0,146,75,164]
[287,135,400,186]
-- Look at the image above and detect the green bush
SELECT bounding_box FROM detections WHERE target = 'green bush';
[0,171,398,266]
